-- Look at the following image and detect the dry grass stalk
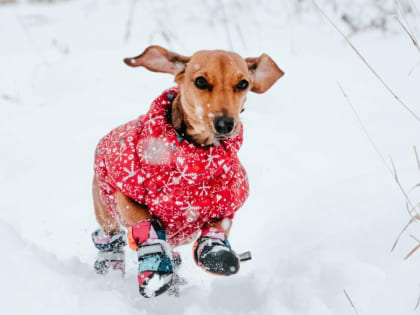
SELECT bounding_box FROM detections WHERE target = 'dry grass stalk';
[336,82,418,251]
[392,216,418,251]
[337,83,414,208]
[408,61,420,75]
[411,0,420,17]
[395,17,420,54]
[390,157,415,210]
[404,243,420,259]
[337,82,392,174]
[394,0,418,40]
[313,1,420,123]
[415,284,420,310]
[414,146,420,173]
[406,234,420,260]
[410,234,420,243]
[343,289,360,315]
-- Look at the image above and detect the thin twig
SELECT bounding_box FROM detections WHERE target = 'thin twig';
[415,283,420,310]
[394,0,418,43]
[313,1,420,123]
[337,83,416,251]
[410,234,420,243]
[404,243,420,259]
[337,82,392,175]
[392,216,417,251]
[390,156,415,210]
[394,16,420,54]
[414,146,420,174]
[409,61,420,76]
[406,235,420,261]
[411,0,420,17]
[406,200,420,217]
[343,289,359,315]
[337,82,414,208]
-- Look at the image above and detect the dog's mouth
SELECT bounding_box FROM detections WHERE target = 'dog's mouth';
[213,121,241,142]
[214,134,230,141]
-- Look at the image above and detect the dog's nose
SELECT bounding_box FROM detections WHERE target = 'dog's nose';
[213,116,235,135]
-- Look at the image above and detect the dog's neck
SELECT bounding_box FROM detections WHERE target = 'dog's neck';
[169,94,205,146]
[169,95,185,133]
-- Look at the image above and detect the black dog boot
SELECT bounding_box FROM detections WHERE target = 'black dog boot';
[92,228,126,275]
[193,226,240,276]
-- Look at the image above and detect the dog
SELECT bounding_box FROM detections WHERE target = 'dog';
[91,45,284,297]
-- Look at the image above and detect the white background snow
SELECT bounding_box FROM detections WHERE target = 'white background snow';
[1,1,420,314]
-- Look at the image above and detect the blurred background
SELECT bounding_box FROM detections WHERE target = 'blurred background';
[1,1,420,315]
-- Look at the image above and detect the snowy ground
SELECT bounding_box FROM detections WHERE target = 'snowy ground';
[1,1,420,314]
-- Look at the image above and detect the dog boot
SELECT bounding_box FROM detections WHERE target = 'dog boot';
[128,219,174,298]
[92,228,126,275]
[193,226,240,276]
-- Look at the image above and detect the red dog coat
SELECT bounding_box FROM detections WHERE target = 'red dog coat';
[94,87,249,247]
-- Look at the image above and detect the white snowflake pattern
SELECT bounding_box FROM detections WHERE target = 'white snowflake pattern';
[204,148,220,169]
[198,182,210,196]
[147,116,157,133]
[180,201,201,222]
[114,145,128,162]
[224,140,238,152]
[122,161,137,182]
[139,150,152,163]
[180,200,201,212]
[161,177,175,194]
[173,165,196,184]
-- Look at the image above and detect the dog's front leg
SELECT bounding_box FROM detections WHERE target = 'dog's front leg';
[114,191,152,225]
[205,218,232,236]
[115,191,174,297]
[194,218,240,276]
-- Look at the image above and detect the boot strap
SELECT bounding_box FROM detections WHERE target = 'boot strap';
[137,240,172,261]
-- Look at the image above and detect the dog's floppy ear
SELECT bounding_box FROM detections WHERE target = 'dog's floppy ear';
[123,45,190,75]
[245,54,284,93]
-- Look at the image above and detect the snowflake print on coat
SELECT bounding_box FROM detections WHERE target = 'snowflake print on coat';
[94,87,249,247]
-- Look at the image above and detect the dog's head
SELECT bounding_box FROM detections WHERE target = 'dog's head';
[124,46,284,146]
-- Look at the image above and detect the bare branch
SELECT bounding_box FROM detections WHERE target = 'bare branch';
[405,243,420,260]
[408,61,420,76]
[394,16,420,54]
[313,1,420,123]
[415,283,420,310]
[394,0,418,43]
[390,157,415,209]
[392,216,417,251]
[343,289,359,315]
[337,82,392,175]
[410,0,420,17]
[414,146,420,174]
[410,234,420,243]
[337,83,416,250]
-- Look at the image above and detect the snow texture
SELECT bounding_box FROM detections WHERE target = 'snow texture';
[1,1,420,314]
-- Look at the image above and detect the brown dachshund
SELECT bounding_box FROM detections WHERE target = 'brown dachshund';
[91,45,284,297]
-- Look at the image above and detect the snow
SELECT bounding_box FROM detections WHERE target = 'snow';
[1,1,420,314]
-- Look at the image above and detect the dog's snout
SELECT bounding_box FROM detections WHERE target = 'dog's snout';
[214,116,234,135]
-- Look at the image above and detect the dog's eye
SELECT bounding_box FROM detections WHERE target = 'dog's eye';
[235,80,249,91]
[195,77,210,90]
